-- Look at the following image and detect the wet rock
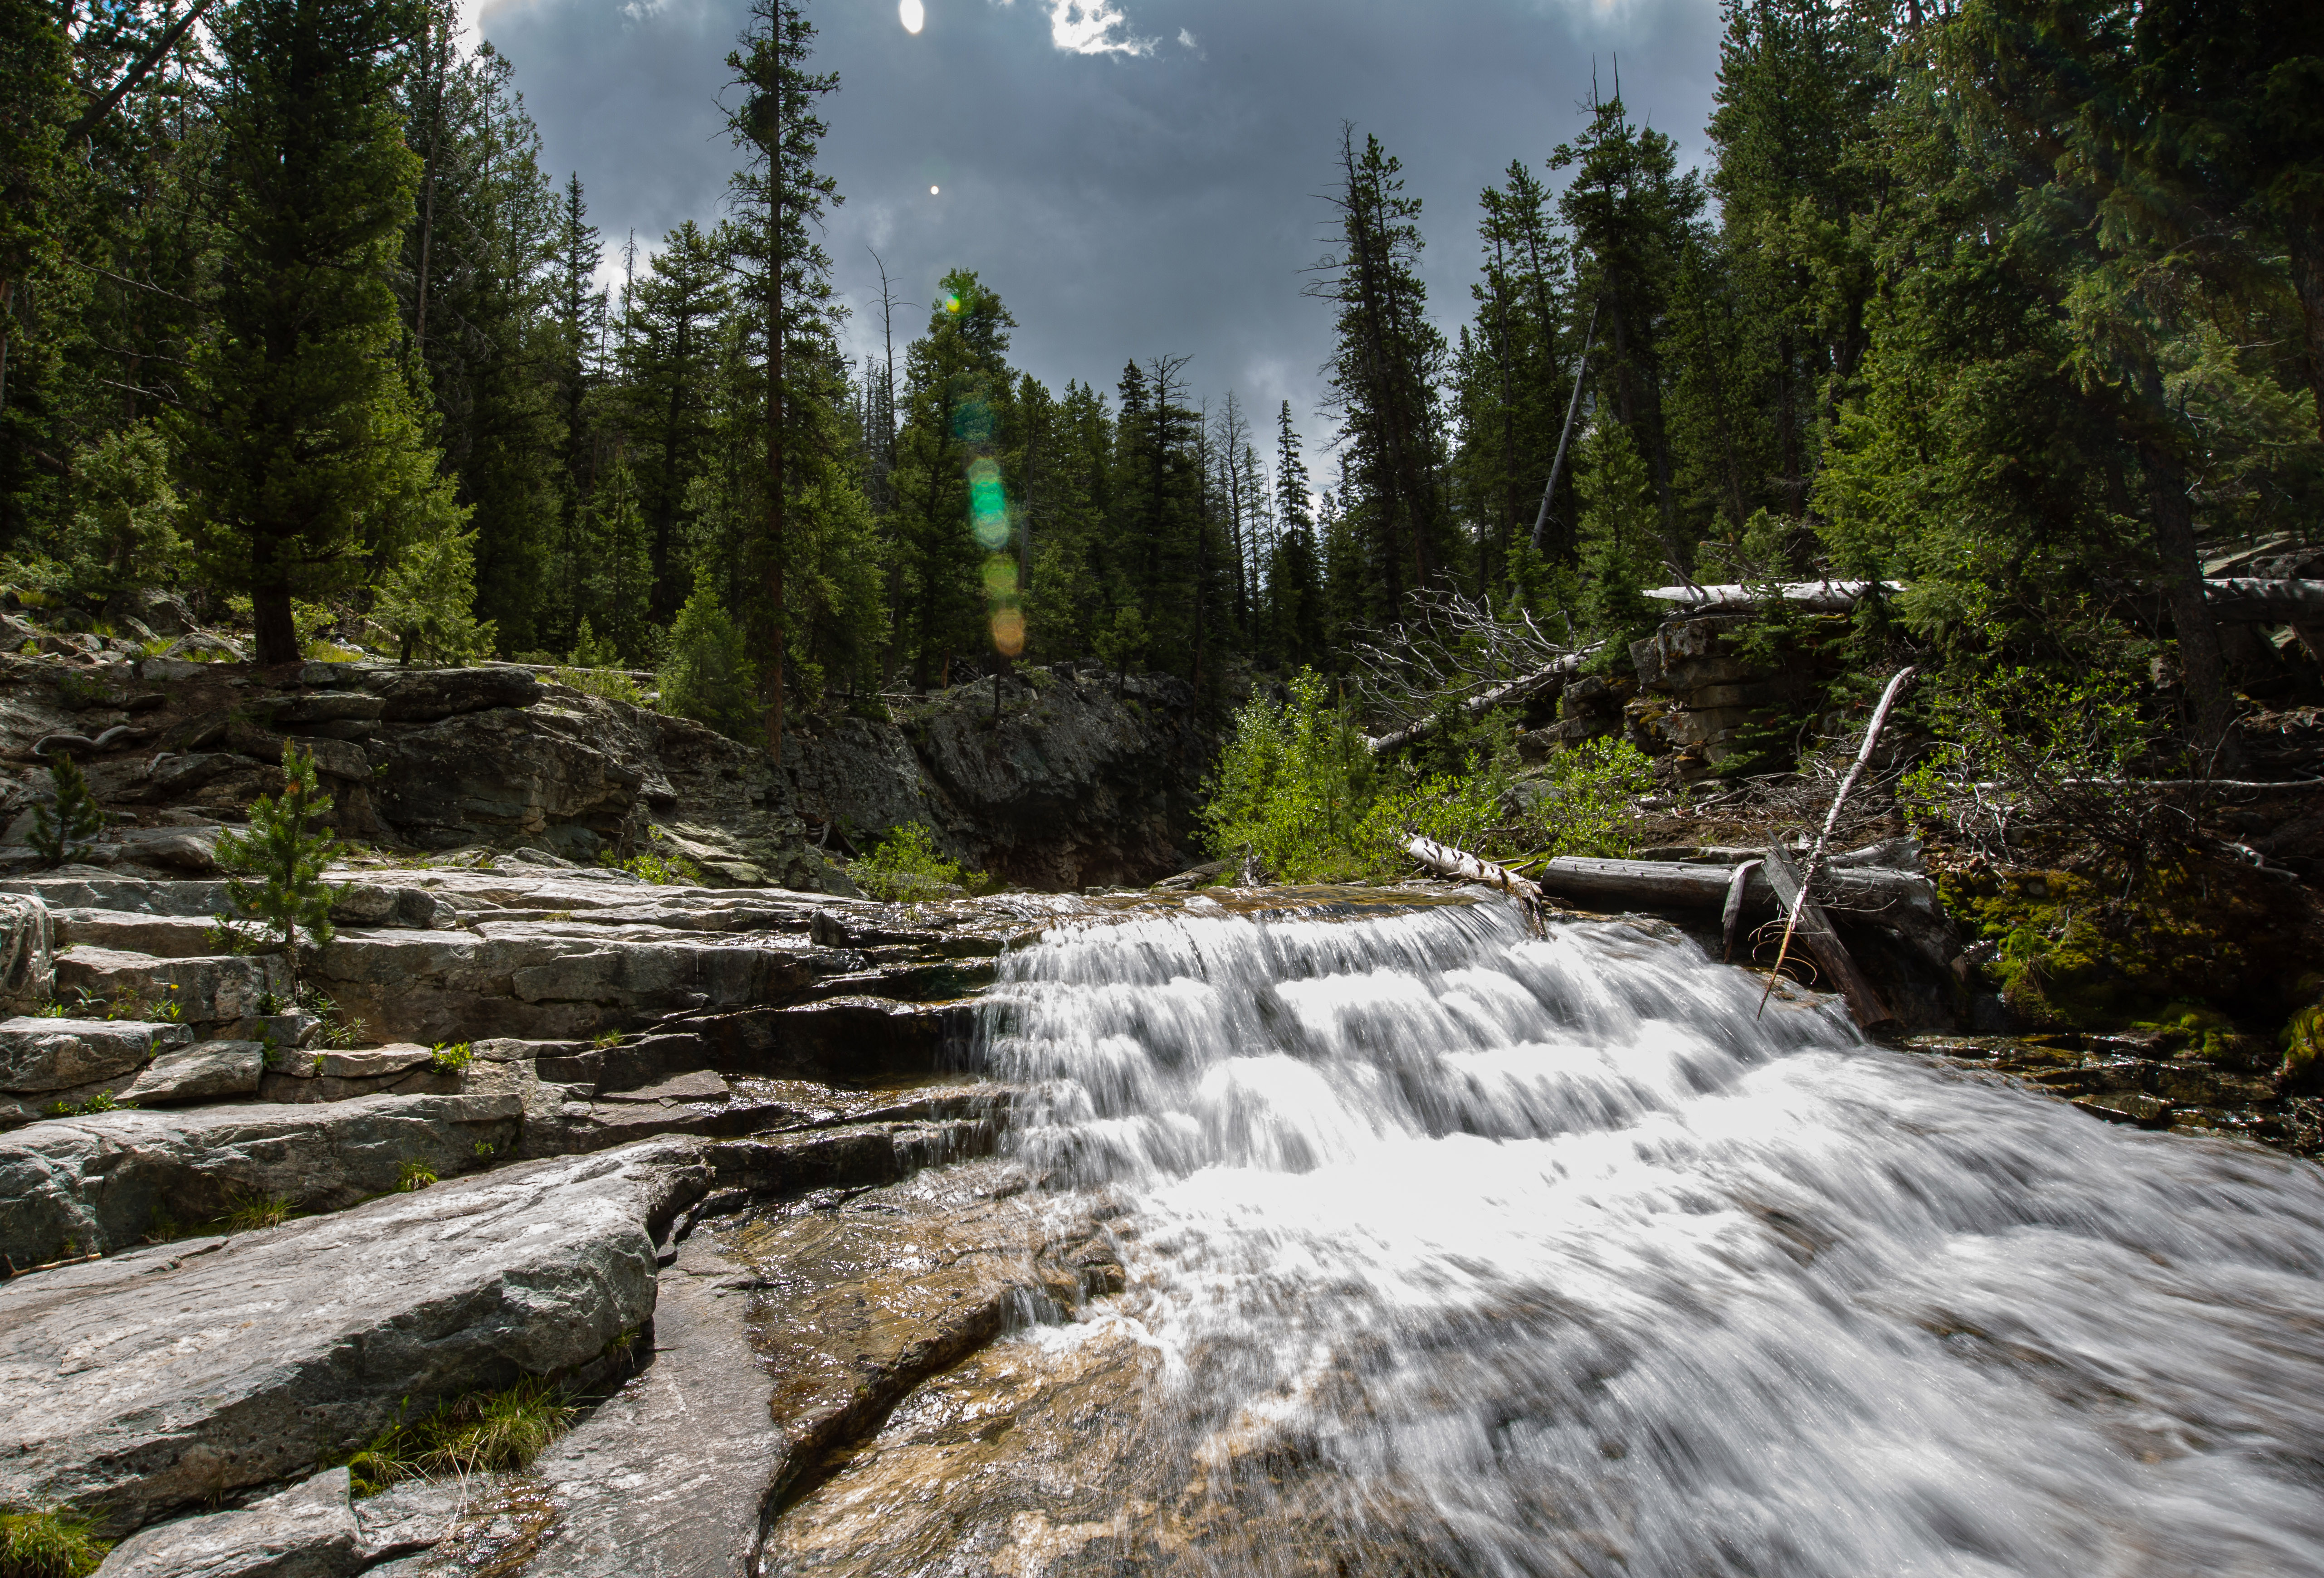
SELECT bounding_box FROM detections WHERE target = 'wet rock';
[0,1016,190,1091]
[508,1164,1104,1578]
[93,1466,362,1578]
[351,1480,467,1567]
[2073,1091,2174,1126]
[0,1091,522,1266]
[599,1068,730,1103]
[117,1039,264,1105]
[0,1139,702,1535]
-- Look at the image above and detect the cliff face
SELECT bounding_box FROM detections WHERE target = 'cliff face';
[787,667,1209,890]
[0,652,1208,892]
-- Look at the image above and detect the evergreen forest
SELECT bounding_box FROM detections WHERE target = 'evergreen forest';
[0,0,2319,776]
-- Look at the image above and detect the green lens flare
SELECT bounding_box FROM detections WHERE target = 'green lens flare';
[982,554,1019,597]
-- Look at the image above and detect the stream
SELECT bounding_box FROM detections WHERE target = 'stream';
[761,894,2324,1577]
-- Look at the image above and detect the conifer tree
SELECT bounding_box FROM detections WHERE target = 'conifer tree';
[177,0,459,666]
[726,0,840,757]
[0,0,73,541]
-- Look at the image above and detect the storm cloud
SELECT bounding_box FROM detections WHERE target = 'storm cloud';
[478,0,1726,443]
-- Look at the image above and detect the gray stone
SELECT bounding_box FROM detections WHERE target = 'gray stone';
[0,891,54,1012]
[271,692,386,725]
[0,1140,703,1534]
[53,908,221,959]
[0,1091,522,1267]
[316,1044,436,1079]
[357,666,543,722]
[54,948,290,1025]
[0,1016,191,1092]
[0,876,227,917]
[598,1068,729,1104]
[287,735,368,782]
[93,1467,362,1578]
[351,1480,467,1566]
[117,1040,264,1105]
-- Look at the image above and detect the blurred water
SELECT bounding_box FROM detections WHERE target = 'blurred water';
[982,897,2324,1578]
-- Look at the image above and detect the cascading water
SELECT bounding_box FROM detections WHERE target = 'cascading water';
[779,893,2324,1577]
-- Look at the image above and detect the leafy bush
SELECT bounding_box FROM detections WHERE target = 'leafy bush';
[1201,670,1655,882]
[658,578,760,742]
[0,1507,110,1578]
[213,744,349,975]
[429,1041,473,1073]
[1199,668,1376,881]
[27,757,106,867]
[396,1159,438,1192]
[346,1376,578,1496]
[850,822,983,901]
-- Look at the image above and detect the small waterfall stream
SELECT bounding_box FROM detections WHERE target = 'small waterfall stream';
[787,894,2324,1576]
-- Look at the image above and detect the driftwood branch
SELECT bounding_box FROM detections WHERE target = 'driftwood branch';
[1758,666,1917,1017]
[1761,844,1899,1031]
[1642,580,1903,613]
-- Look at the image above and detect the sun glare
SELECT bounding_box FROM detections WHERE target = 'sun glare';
[899,0,923,34]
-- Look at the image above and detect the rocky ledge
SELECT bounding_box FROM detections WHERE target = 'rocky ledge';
[0,850,1128,1578]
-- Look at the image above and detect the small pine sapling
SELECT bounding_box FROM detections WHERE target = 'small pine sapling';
[28,755,107,867]
[213,744,350,981]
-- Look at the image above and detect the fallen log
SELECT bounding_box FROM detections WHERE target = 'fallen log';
[1414,847,1959,973]
[1762,844,1899,1032]
[1641,580,1904,614]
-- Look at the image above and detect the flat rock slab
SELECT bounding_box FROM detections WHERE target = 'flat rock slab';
[0,1140,706,1535]
[0,1016,192,1092]
[597,1069,732,1104]
[53,949,288,1026]
[95,1466,362,1578]
[0,1091,522,1267]
[117,1039,264,1105]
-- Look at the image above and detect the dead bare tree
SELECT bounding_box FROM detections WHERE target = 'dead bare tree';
[1345,589,1593,753]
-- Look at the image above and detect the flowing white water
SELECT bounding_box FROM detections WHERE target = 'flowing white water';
[983,896,2324,1578]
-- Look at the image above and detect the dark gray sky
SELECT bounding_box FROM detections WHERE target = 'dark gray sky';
[476,0,1726,450]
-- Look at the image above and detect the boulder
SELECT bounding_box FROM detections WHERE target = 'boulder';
[93,1466,362,1578]
[356,666,542,722]
[0,1017,191,1092]
[117,1040,265,1105]
[53,949,290,1026]
[0,1091,522,1267]
[0,1140,704,1535]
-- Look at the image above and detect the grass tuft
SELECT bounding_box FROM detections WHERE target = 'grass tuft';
[396,1159,438,1192]
[220,1191,294,1232]
[346,1377,578,1496]
[0,1507,111,1578]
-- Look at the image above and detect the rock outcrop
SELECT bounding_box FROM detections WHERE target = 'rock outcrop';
[0,646,1209,897]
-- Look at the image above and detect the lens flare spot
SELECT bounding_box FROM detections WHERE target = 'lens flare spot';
[983,555,1019,597]
[899,0,923,33]
[930,184,940,195]
[991,608,1025,657]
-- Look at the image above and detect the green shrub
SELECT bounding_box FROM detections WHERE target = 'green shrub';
[550,665,644,706]
[396,1159,438,1192]
[346,1376,578,1496]
[850,822,983,902]
[657,578,760,742]
[598,845,704,886]
[0,1506,111,1578]
[27,757,106,867]
[1199,668,1376,881]
[429,1041,473,1073]
[213,745,349,978]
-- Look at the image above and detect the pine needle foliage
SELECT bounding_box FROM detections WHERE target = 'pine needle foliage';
[213,745,350,969]
[27,757,106,867]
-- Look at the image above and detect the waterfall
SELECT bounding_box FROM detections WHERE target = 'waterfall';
[978,895,2324,1577]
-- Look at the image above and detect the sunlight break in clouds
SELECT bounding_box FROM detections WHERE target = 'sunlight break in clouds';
[1047,0,1153,54]
[900,0,924,32]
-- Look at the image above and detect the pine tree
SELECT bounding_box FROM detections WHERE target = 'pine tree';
[177,0,458,666]
[214,744,348,979]
[725,0,841,756]
[1308,127,1455,627]
[623,220,729,619]
[28,756,106,867]
[1266,401,1324,669]
[0,0,74,542]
